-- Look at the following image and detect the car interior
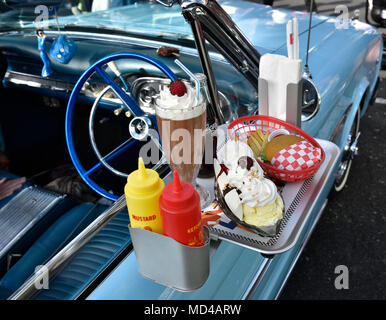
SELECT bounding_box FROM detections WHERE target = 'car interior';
[0,49,149,299]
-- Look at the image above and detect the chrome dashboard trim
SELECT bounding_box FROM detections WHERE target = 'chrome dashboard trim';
[14,29,229,64]
[4,70,73,92]
[131,75,233,121]
[328,103,353,143]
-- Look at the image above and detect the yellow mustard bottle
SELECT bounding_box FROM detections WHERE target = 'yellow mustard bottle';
[124,157,165,234]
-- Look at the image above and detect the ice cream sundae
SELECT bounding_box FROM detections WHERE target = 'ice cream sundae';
[215,139,284,236]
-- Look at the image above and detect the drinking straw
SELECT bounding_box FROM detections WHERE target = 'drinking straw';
[174,59,200,101]
[286,19,294,59]
[293,18,299,60]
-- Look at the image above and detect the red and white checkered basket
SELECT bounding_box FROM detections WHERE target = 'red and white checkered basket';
[227,115,325,182]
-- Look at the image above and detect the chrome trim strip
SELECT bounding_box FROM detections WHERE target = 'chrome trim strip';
[4,71,73,92]
[274,200,328,300]
[8,195,127,300]
[39,30,229,63]
[329,103,353,143]
[180,0,262,124]
[242,257,271,300]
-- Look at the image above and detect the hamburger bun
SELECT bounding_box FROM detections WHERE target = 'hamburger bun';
[265,135,304,162]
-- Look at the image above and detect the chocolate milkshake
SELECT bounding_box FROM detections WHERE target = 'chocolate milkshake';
[155,79,207,184]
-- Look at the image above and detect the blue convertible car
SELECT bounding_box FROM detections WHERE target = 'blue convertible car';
[0,0,382,300]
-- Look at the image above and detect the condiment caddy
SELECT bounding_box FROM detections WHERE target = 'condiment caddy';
[125,158,210,291]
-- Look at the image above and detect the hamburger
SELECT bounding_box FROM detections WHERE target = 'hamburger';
[265,134,304,162]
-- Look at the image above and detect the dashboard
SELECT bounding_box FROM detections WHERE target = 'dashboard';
[0,30,259,121]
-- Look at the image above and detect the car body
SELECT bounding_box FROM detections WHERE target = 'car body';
[0,0,382,300]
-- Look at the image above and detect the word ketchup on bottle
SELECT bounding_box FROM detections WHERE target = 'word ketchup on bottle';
[124,157,165,234]
[159,170,204,247]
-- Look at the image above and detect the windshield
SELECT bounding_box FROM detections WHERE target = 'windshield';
[0,1,193,40]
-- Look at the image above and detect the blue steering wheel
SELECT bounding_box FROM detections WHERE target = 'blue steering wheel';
[65,52,177,201]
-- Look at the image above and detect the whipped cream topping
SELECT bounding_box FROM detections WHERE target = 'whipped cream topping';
[227,162,263,190]
[219,138,278,208]
[155,81,204,120]
[238,176,277,207]
[221,140,255,171]
[221,140,277,207]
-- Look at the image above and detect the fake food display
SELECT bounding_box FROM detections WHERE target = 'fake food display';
[214,115,325,236]
[155,67,211,208]
[214,140,284,237]
[228,115,325,182]
[159,170,204,247]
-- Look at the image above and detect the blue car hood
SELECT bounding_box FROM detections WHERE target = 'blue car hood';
[219,1,329,52]
[52,1,329,53]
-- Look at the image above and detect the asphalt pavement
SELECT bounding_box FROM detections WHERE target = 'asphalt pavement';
[262,0,386,300]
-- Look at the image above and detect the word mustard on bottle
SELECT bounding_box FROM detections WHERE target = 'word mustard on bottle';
[125,157,165,234]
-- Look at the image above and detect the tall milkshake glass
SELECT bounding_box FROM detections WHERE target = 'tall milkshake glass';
[155,74,211,208]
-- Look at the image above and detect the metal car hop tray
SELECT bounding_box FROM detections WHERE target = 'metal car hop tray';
[202,139,340,255]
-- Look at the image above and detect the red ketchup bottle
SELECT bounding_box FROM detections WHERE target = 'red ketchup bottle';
[159,171,204,247]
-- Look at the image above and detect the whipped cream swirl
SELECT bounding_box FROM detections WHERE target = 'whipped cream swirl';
[155,81,204,120]
[221,140,255,170]
[227,161,264,190]
[219,139,277,208]
[239,176,277,207]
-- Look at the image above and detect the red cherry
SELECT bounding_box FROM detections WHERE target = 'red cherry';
[169,80,187,97]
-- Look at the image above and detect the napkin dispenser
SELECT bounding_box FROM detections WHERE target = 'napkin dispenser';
[258,54,303,128]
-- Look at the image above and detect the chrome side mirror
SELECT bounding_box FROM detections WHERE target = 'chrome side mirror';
[301,74,321,122]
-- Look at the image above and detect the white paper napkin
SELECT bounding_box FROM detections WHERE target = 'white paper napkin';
[259,53,302,121]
